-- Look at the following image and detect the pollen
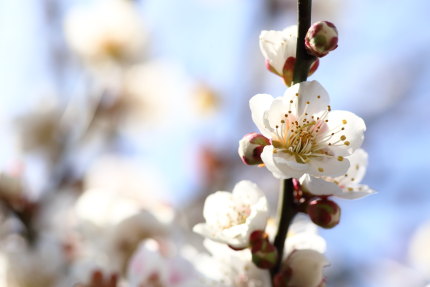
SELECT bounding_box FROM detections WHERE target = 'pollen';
[317,95,321,99]
[295,93,299,97]
[327,105,331,111]
[290,100,293,103]
[318,168,324,172]
[337,156,344,161]
[340,135,346,141]
[348,187,354,191]
[344,141,350,146]
[342,119,347,124]
[306,101,310,104]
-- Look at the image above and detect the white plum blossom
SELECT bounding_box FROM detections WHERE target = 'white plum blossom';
[250,80,366,180]
[283,249,328,287]
[300,148,375,199]
[127,240,201,287]
[260,26,298,77]
[194,239,271,287]
[284,215,327,255]
[64,0,146,63]
[259,25,318,86]
[193,180,269,249]
[267,216,328,286]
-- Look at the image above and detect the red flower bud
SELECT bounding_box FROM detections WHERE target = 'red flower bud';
[238,133,270,165]
[307,198,341,228]
[305,21,338,57]
[249,230,278,269]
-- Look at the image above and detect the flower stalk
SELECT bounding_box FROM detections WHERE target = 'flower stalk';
[270,0,314,282]
[271,178,297,277]
[292,0,316,85]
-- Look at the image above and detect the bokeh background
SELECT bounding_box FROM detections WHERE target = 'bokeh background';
[1,0,430,286]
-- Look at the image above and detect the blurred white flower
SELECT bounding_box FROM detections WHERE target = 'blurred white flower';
[284,215,327,255]
[250,80,366,179]
[127,239,200,287]
[83,155,173,224]
[409,220,430,279]
[193,180,269,249]
[64,0,147,64]
[281,249,328,287]
[0,235,65,287]
[193,239,271,287]
[122,60,194,129]
[300,148,375,199]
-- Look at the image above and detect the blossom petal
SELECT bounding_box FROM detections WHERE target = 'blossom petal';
[250,94,274,137]
[261,146,309,179]
[333,184,376,199]
[283,81,330,116]
[259,30,285,74]
[266,97,292,129]
[307,153,350,177]
[232,180,264,205]
[259,26,297,75]
[341,148,368,183]
[201,191,233,225]
[300,174,342,196]
[325,110,366,156]
[286,249,328,287]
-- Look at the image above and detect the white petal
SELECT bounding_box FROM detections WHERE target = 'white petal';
[283,81,330,116]
[300,174,342,196]
[334,184,376,199]
[261,146,309,179]
[281,25,298,57]
[193,223,212,239]
[202,191,233,224]
[259,30,286,74]
[232,180,264,205]
[286,249,328,287]
[249,94,274,137]
[342,148,368,183]
[325,110,366,156]
[266,97,293,129]
[308,154,350,177]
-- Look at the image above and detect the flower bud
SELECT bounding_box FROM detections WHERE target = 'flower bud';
[249,230,278,269]
[238,133,270,165]
[307,198,341,228]
[305,21,338,57]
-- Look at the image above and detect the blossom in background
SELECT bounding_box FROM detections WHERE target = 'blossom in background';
[282,216,327,255]
[259,25,319,86]
[275,249,328,287]
[64,0,147,64]
[408,220,430,280]
[250,80,366,180]
[122,60,194,130]
[193,180,269,249]
[127,240,201,287]
[193,239,271,287]
[270,217,328,287]
[300,148,375,199]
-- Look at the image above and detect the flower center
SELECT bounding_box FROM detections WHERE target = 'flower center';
[219,204,251,229]
[271,102,333,164]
